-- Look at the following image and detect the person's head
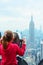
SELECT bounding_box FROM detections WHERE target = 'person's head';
[13,32,23,47]
[13,32,19,43]
[2,30,13,49]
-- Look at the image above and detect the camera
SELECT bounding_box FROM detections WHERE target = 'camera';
[19,39,23,48]
[20,39,23,42]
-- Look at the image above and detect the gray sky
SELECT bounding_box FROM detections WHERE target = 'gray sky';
[0,0,43,32]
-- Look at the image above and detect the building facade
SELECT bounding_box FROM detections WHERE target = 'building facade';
[29,16,35,48]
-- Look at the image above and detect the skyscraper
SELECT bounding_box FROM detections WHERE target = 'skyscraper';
[29,16,34,45]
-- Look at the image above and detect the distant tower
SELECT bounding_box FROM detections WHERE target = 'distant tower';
[29,16,34,44]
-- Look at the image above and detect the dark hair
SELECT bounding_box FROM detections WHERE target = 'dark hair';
[13,32,23,47]
[2,30,13,49]
[13,32,20,44]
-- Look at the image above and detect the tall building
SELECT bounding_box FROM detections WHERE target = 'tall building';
[29,16,35,45]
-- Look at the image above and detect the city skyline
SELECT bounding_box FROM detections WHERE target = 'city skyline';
[0,0,43,32]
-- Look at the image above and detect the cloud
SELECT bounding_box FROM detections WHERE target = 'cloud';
[0,16,29,31]
[0,0,11,3]
[0,6,42,31]
[0,0,43,31]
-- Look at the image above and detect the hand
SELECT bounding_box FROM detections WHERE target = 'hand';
[22,38,26,44]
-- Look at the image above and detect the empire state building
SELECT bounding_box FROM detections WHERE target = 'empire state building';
[29,16,35,44]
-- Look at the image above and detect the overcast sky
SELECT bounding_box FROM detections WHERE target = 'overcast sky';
[0,0,43,32]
